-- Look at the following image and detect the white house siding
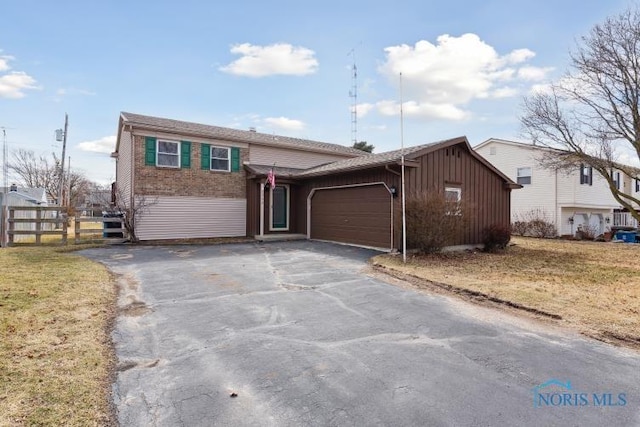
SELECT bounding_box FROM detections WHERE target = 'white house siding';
[475,141,557,223]
[249,145,354,169]
[116,130,133,202]
[475,139,625,236]
[136,196,246,240]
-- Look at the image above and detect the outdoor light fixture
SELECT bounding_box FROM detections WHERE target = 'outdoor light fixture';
[606,216,611,224]
[568,216,574,224]
[390,185,398,198]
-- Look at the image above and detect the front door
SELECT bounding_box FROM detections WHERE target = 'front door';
[270,185,289,231]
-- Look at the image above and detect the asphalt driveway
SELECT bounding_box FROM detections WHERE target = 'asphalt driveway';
[82,241,640,426]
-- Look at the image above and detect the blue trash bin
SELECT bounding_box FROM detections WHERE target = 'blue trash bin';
[617,231,636,243]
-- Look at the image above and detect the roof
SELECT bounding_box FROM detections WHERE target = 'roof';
[118,112,365,157]
[0,187,47,203]
[244,165,308,178]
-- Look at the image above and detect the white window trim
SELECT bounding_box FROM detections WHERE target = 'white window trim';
[516,167,532,185]
[210,146,231,172]
[445,186,462,202]
[269,184,290,232]
[156,139,180,168]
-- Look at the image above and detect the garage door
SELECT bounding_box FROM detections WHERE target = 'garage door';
[310,184,392,249]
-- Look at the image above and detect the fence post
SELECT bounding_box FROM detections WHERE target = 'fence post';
[74,213,80,244]
[8,208,14,246]
[62,208,68,245]
[35,208,42,245]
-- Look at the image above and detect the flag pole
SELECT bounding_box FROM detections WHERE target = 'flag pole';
[400,72,407,263]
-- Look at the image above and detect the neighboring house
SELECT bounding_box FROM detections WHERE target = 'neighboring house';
[113,112,519,250]
[0,185,51,243]
[474,138,640,236]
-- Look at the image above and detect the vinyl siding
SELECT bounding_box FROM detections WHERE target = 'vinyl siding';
[116,130,133,202]
[136,196,246,240]
[249,145,356,169]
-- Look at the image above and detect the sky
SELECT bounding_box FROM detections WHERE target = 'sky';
[0,0,635,185]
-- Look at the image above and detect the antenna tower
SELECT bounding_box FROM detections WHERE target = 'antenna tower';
[348,49,358,146]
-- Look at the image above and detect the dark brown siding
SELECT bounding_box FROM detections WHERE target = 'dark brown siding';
[310,185,392,249]
[405,143,512,245]
[246,179,304,236]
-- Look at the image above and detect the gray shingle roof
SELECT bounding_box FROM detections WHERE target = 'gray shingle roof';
[121,112,365,157]
[295,139,453,177]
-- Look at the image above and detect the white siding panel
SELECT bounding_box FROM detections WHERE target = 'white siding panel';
[249,145,353,169]
[116,130,133,202]
[137,196,246,240]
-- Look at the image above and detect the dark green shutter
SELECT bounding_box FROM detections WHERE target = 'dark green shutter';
[201,143,211,170]
[180,141,191,168]
[231,147,240,172]
[145,137,156,166]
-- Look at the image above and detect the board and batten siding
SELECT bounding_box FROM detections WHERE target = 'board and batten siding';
[249,145,356,169]
[136,196,246,240]
[116,130,133,202]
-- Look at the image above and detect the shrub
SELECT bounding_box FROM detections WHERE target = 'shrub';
[482,224,511,252]
[403,190,473,254]
[511,221,529,236]
[528,219,558,238]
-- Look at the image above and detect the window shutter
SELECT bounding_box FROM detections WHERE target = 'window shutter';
[231,147,240,172]
[201,143,211,170]
[145,137,157,166]
[579,164,585,184]
[180,141,191,168]
[588,167,593,185]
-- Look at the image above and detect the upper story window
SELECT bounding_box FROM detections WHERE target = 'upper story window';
[636,178,640,193]
[580,164,593,185]
[612,170,621,190]
[210,146,230,172]
[144,137,191,169]
[157,140,180,168]
[516,167,532,185]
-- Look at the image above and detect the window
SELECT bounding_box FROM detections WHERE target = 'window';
[445,186,462,202]
[157,140,180,168]
[612,170,621,190]
[210,146,230,171]
[516,167,532,185]
[636,178,640,193]
[580,164,593,185]
[445,186,462,215]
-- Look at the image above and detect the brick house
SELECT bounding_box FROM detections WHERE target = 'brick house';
[113,112,519,250]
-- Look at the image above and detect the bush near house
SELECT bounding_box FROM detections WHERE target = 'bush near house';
[511,209,557,238]
[403,190,472,253]
[482,224,511,252]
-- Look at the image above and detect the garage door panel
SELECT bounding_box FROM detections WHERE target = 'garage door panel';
[310,185,391,249]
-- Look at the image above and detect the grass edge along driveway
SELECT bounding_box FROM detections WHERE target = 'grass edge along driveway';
[373,236,640,349]
[0,246,117,426]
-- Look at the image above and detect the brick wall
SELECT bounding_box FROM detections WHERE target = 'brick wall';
[133,135,247,198]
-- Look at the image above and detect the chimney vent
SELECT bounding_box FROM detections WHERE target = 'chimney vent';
[249,127,256,132]
[9,184,18,192]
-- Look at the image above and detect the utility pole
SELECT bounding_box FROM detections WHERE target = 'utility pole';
[56,114,68,207]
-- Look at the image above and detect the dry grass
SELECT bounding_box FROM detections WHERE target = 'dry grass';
[373,237,640,347]
[13,220,106,246]
[0,246,117,426]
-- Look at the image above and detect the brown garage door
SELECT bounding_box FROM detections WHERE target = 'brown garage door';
[310,184,392,249]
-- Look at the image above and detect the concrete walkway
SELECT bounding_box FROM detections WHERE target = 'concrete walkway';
[81,241,640,426]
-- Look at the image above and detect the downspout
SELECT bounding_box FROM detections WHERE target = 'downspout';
[259,182,265,237]
[555,168,559,235]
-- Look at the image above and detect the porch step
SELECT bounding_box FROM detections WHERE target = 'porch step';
[255,234,307,242]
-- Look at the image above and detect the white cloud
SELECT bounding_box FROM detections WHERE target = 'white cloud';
[518,66,554,81]
[220,43,318,77]
[355,102,375,117]
[374,33,546,120]
[0,55,14,72]
[77,135,117,154]
[263,116,305,131]
[0,71,39,99]
[56,87,96,97]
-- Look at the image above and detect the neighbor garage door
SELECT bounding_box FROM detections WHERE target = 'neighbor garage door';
[310,184,392,249]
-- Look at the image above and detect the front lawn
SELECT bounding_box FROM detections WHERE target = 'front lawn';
[373,237,640,347]
[0,246,116,425]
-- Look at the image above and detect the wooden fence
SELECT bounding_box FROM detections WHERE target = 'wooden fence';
[2,206,127,246]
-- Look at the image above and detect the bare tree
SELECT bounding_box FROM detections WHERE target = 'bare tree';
[106,185,157,243]
[9,148,95,207]
[521,7,640,222]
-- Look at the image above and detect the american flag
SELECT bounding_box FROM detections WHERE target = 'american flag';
[267,167,275,188]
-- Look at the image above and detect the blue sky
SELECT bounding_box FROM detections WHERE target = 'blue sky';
[0,0,633,184]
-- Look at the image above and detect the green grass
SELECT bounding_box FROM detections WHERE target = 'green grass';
[0,246,117,426]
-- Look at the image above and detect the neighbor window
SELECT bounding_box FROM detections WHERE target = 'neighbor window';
[636,178,640,193]
[210,146,230,171]
[580,164,593,185]
[157,140,180,168]
[611,170,621,190]
[516,167,532,185]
